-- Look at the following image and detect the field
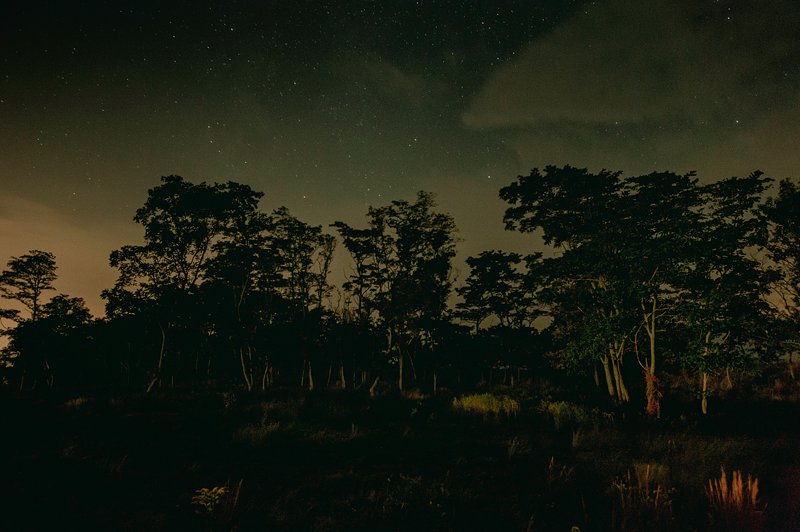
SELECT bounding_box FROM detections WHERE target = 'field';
[2,386,799,531]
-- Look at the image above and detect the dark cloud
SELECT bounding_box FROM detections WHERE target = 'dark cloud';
[464,0,800,177]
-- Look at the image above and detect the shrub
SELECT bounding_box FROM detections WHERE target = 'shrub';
[192,486,228,514]
[191,480,244,529]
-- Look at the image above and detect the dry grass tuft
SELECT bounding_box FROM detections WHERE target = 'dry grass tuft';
[706,468,764,531]
[63,396,90,409]
[612,463,673,531]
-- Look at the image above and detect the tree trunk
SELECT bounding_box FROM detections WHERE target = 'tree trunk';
[610,340,629,402]
[398,350,404,391]
[146,323,168,394]
[700,333,713,415]
[339,365,346,390]
[239,348,252,392]
[44,359,54,388]
[308,361,315,391]
[601,356,616,399]
[261,365,270,391]
[701,371,709,415]
[723,367,733,390]
[612,358,630,402]
[643,296,660,417]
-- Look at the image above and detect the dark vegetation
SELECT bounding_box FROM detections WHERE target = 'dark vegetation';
[2,166,800,530]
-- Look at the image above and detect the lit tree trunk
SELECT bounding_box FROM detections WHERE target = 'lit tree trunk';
[701,371,709,415]
[600,355,616,399]
[641,296,661,417]
[610,339,629,402]
[723,367,733,390]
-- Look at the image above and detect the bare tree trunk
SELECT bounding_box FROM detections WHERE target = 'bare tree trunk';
[398,349,404,392]
[339,365,346,390]
[701,371,709,415]
[610,340,629,402]
[44,359,54,388]
[723,367,733,390]
[261,365,269,391]
[146,323,168,394]
[239,348,253,392]
[700,333,712,415]
[433,371,438,395]
[642,296,661,417]
[308,361,314,391]
[601,356,616,399]
[612,358,630,402]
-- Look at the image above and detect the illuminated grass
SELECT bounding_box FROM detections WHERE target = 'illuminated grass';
[706,468,764,530]
[451,393,520,417]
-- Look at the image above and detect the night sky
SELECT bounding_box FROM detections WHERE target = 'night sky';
[2,0,800,314]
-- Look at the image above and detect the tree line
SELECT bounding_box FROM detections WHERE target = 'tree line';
[1,168,798,415]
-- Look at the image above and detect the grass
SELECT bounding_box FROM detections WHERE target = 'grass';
[451,392,520,417]
[611,463,673,531]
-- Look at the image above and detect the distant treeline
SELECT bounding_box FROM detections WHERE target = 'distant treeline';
[1,166,798,415]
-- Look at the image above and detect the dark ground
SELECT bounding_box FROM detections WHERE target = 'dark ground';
[1,387,799,531]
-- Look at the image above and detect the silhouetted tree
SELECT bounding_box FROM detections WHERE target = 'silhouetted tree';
[105,176,262,391]
[0,250,57,323]
[334,191,457,390]
[4,294,91,389]
[762,178,800,375]
[501,166,638,403]
[679,173,775,414]
[456,251,535,331]
[622,171,704,416]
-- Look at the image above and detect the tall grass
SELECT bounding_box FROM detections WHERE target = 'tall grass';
[451,393,520,417]
[540,400,613,430]
[706,468,764,531]
[611,464,673,531]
